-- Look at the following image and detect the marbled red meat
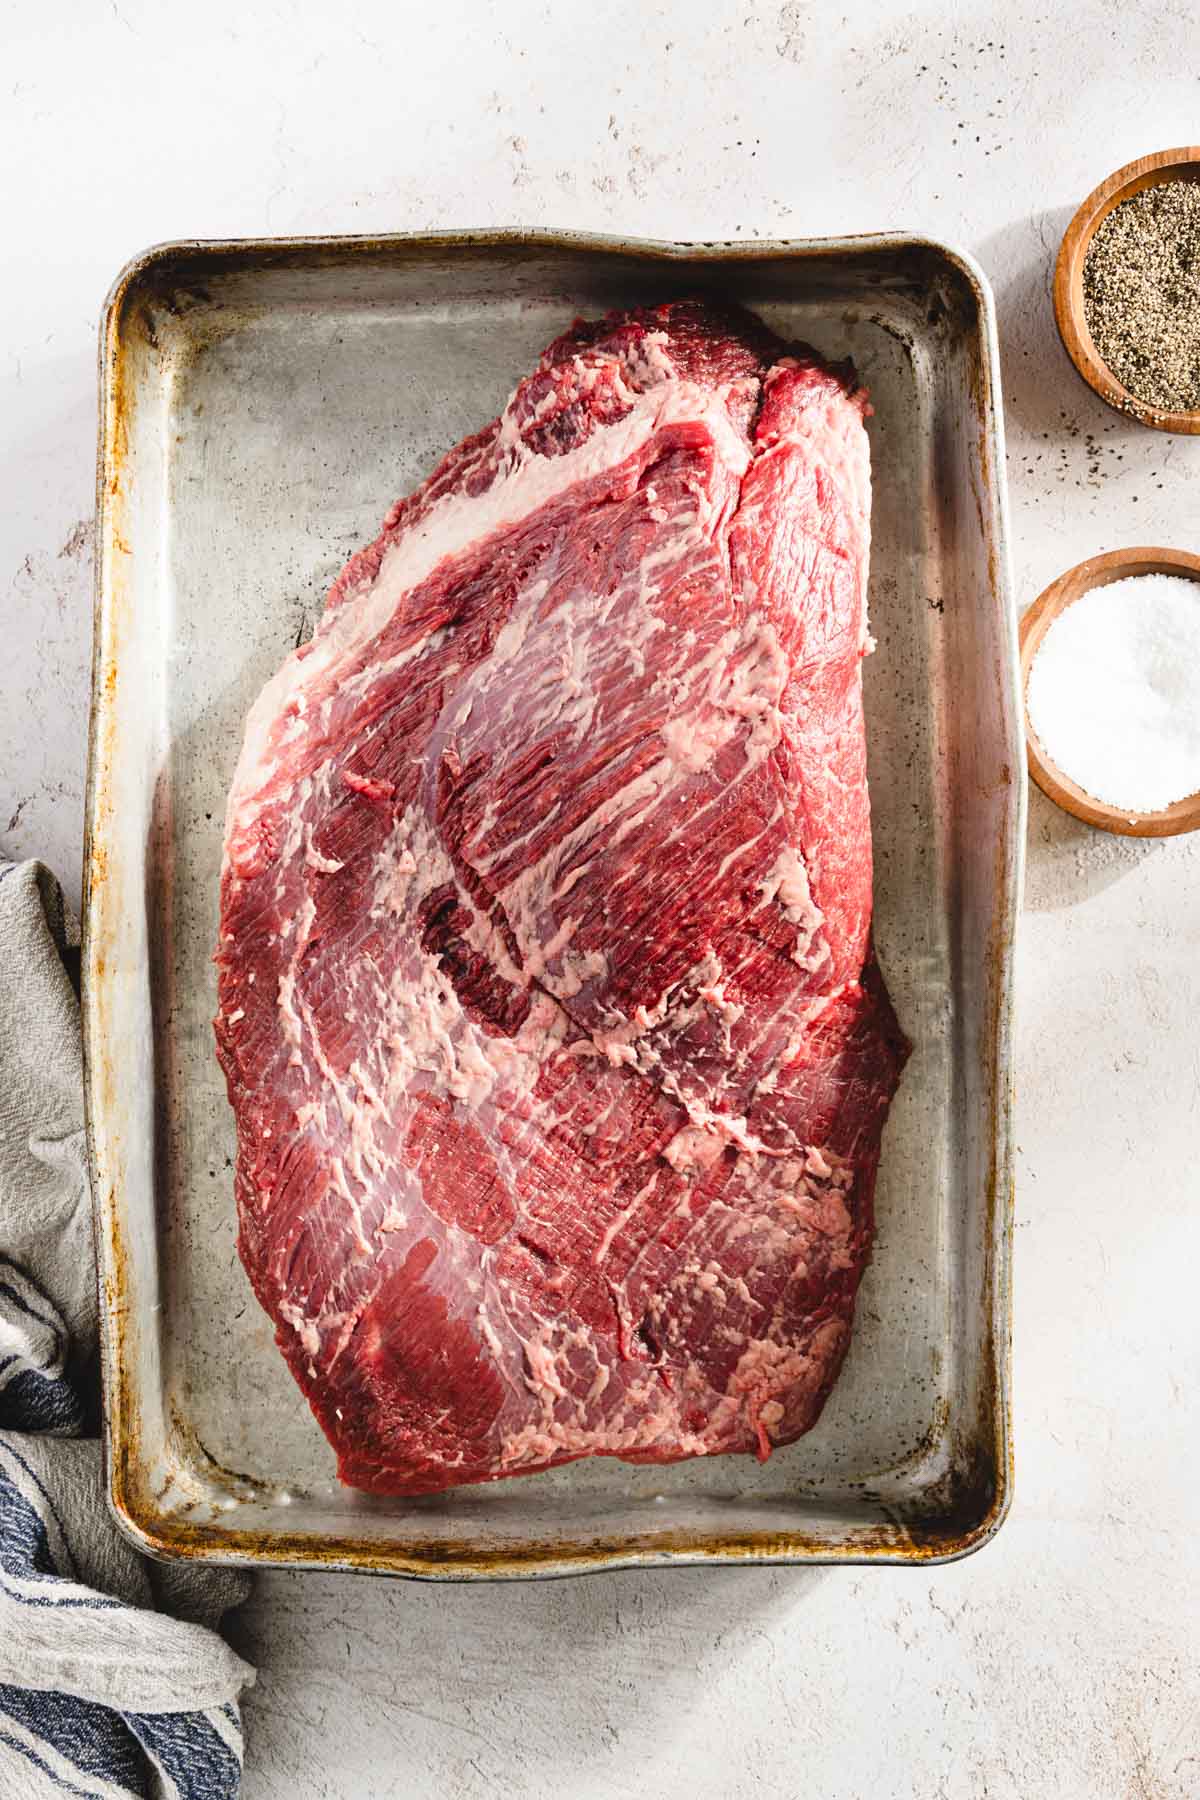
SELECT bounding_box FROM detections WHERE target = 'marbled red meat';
[214,300,907,1495]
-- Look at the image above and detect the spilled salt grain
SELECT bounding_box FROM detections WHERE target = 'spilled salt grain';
[1026,573,1200,813]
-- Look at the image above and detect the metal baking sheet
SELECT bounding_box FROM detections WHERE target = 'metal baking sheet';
[84,231,1022,1578]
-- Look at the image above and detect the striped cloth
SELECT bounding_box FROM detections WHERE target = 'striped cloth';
[0,860,254,1798]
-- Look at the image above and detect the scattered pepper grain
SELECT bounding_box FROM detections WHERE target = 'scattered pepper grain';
[1082,179,1200,413]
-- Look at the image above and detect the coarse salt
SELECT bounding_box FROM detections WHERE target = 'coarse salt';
[1026,573,1200,814]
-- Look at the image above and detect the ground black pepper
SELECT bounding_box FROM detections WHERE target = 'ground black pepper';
[1082,179,1200,413]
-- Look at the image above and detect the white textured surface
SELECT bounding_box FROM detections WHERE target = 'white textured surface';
[4,2,1199,1796]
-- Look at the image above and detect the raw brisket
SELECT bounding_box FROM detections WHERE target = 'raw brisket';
[215,300,907,1495]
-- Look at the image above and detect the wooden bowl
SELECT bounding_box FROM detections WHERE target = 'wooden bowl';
[1054,147,1200,433]
[1020,547,1200,837]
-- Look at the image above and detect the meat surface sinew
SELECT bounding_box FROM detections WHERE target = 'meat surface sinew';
[215,300,908,1496]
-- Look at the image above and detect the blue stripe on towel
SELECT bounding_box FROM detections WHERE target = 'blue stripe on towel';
[0,1278,68,1341]
[0,1683,145,1795]
[0,1725,120,1799]
[0,1473,121,1609]
[0,1464,61,1577]
[126,1710,243,1800]
[1,1437,81,1572]
[0,1368,85,1437]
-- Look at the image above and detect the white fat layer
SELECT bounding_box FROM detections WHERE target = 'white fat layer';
[225,370,752,851]
[594,1171,659,1265]
[758,845,830,972]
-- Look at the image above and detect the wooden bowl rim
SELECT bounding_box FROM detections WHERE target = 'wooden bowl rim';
[1019,546,1200,838]
[1053,147,1200,435]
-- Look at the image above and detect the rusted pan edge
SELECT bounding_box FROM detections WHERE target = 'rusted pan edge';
[84,229,1020,1579]
[971,217,1022,1569]
[84,246,140,1578]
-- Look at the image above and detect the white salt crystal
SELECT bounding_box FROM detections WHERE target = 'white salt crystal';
[1026,573,1200,813]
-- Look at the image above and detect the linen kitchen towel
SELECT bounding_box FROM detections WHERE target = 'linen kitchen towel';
[0,859,254,1799]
